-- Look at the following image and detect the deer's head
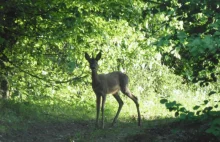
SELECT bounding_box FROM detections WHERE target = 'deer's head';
[85,51,102,70]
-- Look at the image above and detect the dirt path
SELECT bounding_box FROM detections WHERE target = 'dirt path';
[1,120,219,142]
[1,120,141,142]
[1,121,90,142]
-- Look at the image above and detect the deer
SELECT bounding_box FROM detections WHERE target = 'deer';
[85,51,141,129]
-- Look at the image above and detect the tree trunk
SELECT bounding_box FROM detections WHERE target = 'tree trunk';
[0,75,9,99]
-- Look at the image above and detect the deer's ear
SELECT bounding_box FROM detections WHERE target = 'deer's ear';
[85,52,90,61]
[95,51,102,60]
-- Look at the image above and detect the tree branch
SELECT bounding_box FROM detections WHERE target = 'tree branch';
[1,59,87,84]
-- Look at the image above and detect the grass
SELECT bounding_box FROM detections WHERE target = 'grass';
[0,85,220,142]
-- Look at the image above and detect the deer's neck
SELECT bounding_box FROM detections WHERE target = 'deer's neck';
[91,69,100,87]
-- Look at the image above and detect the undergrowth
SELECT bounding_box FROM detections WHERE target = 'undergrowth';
[0,83,219,142]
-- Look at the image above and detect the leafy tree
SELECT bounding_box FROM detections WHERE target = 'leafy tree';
[0,0,147,98]
[149,0,220,85]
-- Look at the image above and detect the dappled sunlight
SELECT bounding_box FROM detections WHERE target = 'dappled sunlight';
[1,0,220,141]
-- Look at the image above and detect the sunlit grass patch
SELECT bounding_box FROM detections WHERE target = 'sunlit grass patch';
[0,92,96,134]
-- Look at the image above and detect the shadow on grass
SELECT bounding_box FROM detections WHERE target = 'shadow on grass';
[0,99,219,142]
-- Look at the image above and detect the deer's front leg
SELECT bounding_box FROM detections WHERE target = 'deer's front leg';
[101,95,106,129]
[96,95,101,127]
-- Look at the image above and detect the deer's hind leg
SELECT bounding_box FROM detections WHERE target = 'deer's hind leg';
[121,87,141,126]
[112,92,124,126]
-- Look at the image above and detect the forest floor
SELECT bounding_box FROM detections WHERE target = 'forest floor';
[1,93,219,142]
[1,118,218,142]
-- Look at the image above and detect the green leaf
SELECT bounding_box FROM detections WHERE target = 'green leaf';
[207,106,213,111]
[196,111,201,115]
[160,99,168,104]
[179,107,187,112]
[204,100,209,105]
[193,105,200,110]
[175,111,179,117]
[208,91,216,96]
